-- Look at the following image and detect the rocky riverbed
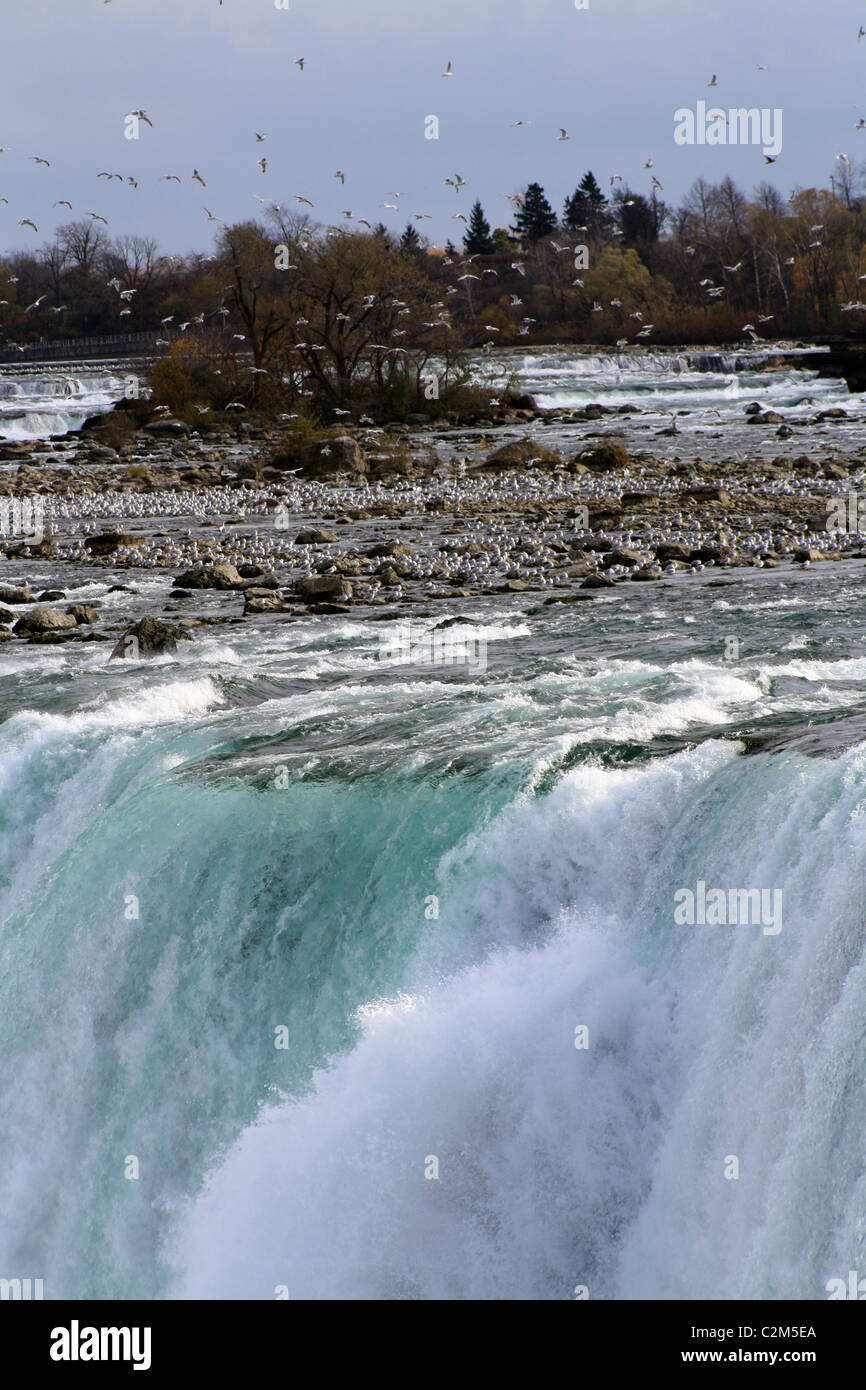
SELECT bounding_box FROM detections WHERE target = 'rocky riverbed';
[1,394,865,654]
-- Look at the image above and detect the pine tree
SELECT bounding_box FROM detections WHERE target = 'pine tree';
[463,200,496,255]
[510,183,557,245]
[399,223,422,256]
[444,239,458,256]
[563,171,609,236]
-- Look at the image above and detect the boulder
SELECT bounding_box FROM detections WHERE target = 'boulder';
[481,437,563,470]
[578,441,629,471]
[243,590,284,614]
[13,605,78,635]
[580,572,617,589]
[683,486,731,504]
[295,574,352,601]
[143,417,189,434]
[295,436,367,477]
[109,616,192,659]
[601,547,647,569]
[655,541,692,563]
[366,541,412,558]
[84,531,141,556]
[296,528,339,544]
[0,584,34,605]
[631,567,662,581]
[66,604,100,625]
[172,563,244,590]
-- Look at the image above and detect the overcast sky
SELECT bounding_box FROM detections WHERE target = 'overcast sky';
[1,0,864,258]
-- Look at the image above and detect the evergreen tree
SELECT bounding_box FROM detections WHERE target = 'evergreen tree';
[564,171,610,237]
[444,239,458,256]
[399,223,422,256]
[510,183,557,245]
[463,200,496,255]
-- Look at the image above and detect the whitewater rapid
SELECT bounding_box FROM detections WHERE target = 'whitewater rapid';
[1,564,865,1299]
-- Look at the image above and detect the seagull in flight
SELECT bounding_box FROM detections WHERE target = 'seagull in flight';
[257,157,267,173]
[295,57,305,69]
[18,219,37,231]
[129,109,152,126]
[192,169,206,186]
[334,170,345,183]
[54,200,72,209]
[255,132,266,142]
[708,74,718,86]
[25,295,48,312]
[89,212,108,223]
[764,154,778,163]
[558,128,569,141]
[32,156,50,166]
[441,61,453,77]
[296,194,314,206]
[162,174,181,183]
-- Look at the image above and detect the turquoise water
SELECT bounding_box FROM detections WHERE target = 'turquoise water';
[2,561,866,1299]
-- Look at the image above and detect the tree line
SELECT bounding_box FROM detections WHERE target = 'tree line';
[1,162,866,417]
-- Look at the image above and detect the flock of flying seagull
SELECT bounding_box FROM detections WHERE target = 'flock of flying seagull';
[2,34,865,347]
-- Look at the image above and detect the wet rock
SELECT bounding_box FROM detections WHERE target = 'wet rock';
[172,563,244,590]
[13,605,78,635]
[580,572,617,589]
[601,547,647,569]
[296,528,339,544]
[84,531,141,556]
[0,583,34,605]
[66,604,100,625]
[143,418,189,435]
[109,616,192,659]
[295,436,367,477]
[295,574,353,601]
[243,590,284,614]
[655,541,692,563]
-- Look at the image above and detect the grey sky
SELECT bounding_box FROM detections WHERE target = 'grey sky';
[0,0,863,257]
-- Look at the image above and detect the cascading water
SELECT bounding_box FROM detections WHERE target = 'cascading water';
[1,564,865,1301]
